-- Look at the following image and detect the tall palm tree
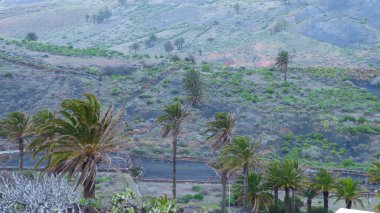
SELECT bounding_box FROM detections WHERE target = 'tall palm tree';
[210,157,232,213]
[222,136,266,212]
[0,111,33,169]
[275,51,290,82]
[157,102,189,199]
[334,177,364,209]
[300,182,319,213]
[206,112,235,151]
[28,109,56,166]
[366,162,380,183]
[312,169,336,213]
[233,172,273,213]
[34,94,128,198]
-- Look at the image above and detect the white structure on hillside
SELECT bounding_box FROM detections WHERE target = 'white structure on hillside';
[335,208,375,213]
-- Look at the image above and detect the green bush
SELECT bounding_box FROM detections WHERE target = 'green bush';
[179,194,193,203]
[192,185,202,192]
[192,194,204,200]
[95,176,112,184]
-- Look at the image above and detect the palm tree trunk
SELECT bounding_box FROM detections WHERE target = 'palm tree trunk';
[274,188,279,205]
[284,68,287,82]
[252,196,258,213]
[323,191,329,213]
[284,187,290,213]
[291,189,296,213]
[243,167,249,212]
[172,134,178,199]
[83,178,96,198]
[221,173,227,213]
[307,198,312,213]
[18,138,24,170]
[274,188,279,213]
[346,200,352,209]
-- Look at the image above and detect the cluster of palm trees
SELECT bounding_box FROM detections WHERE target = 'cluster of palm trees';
[0,93,379,213]
[203,110,371,213]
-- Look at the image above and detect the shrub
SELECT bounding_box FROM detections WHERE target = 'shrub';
[96,176,112,184]
[179,194,193,203]
[192,193,204,200]
[0,173,80,212]
[192,185,202,192]
[341,159,355,168]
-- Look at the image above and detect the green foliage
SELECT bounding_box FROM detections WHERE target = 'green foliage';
[110,190,137,213]
[95,176,112,184]
[12,40,122,57]
[192,185,202,192]
[192,193,204,200]
[25,32,38,41]
[340,159,355,168]
[182,69,204,105]
[144,194,177,212]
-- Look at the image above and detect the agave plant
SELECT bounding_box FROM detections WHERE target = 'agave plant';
[144,194,178,213]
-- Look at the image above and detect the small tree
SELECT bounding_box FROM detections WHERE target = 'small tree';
[234,3,240,14]
[183,69,204,106]
[118,0,127,6]
[92,14,97,24]
[130,43,140,54]
[164,41,174,55]
[275,51,290,82]
[25,32,38,41]
[148,34,158,47]
[174,38,185,50]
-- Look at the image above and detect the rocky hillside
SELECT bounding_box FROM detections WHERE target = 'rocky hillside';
[0,0,379,68]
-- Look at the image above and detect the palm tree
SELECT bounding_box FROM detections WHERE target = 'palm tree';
[206,112,235,150]
[312,169,336,213]
[28,109,56,166]
[334,177,364,209]
[210,157,233,213]
[130,43,140,54]
[222,136,266,212]
[157,102,189,199]
[275,51,290,82]
[366,162,380,183]
[300,182,319,213]
[268,159,305,213]
[33,94,127,198]
[265,161,282,207]
[0,111,33,169]
[233,172,273,213]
